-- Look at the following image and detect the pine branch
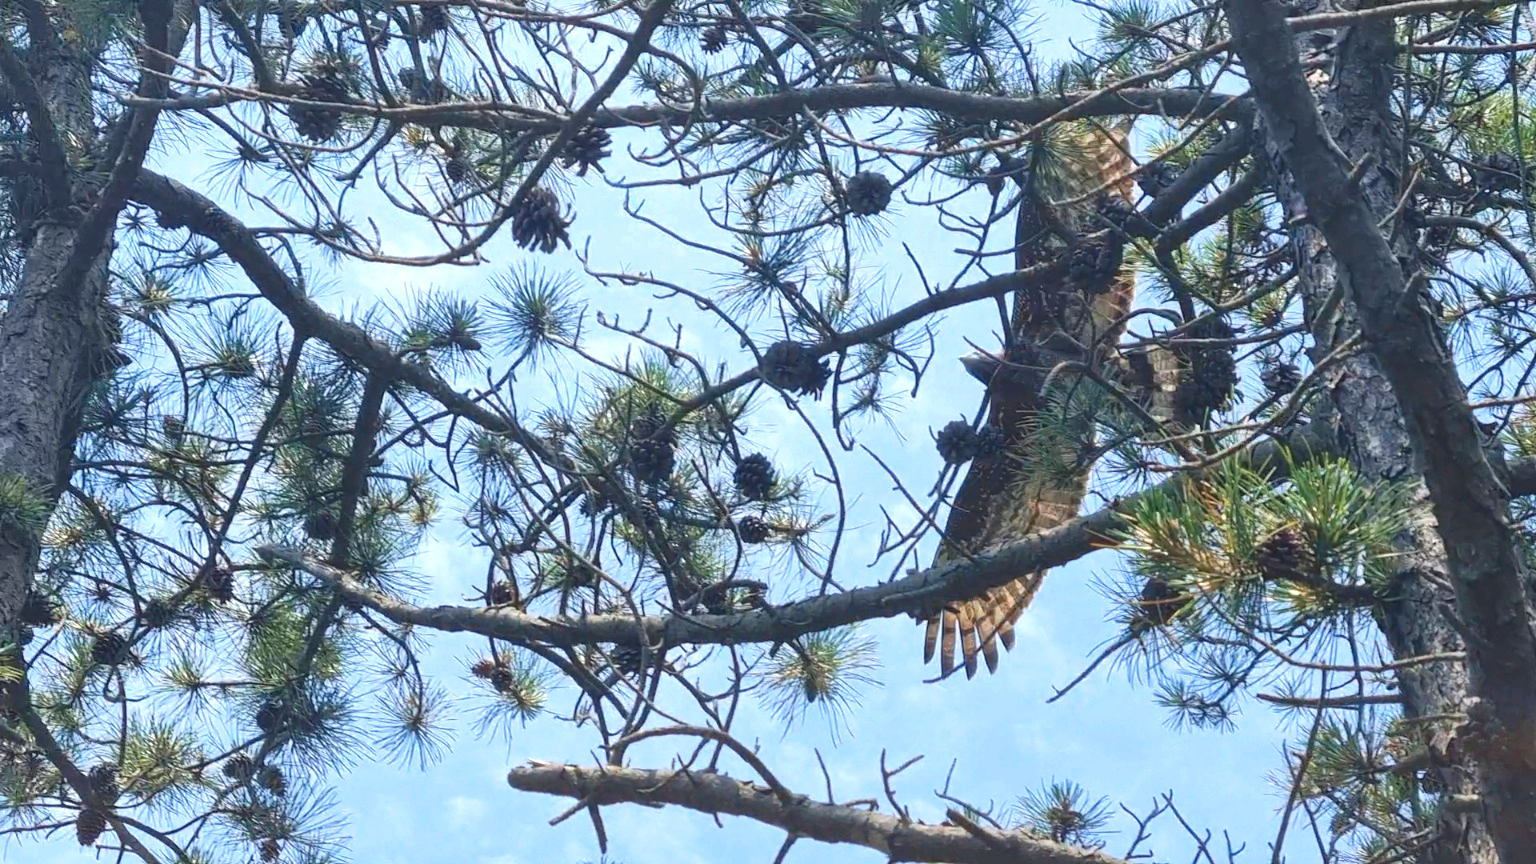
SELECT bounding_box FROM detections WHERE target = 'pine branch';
[129,167,1071,492]
[0,33,71,208]
[502,0,678,217]
[56,0,194,301]
[116,0,1499,137]
[127,84,1253,138]
[506,761,1127,864]
[6,679,166,864]
[1255,692,1404,708]
[255,423,1536,652]
[1142,124,1255,233]
[246,423,1303,647]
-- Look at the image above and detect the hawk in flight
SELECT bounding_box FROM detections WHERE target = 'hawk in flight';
[922,116,1144,679]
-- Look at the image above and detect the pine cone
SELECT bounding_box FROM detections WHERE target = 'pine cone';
[444,155,474,185]
[1198,350,1239,394]
[700,24,728,53]
[627,404,677,484]
[90,632,131,667]
[975,425,1005,459]
[255,698,287,736]
[737,515,770,544]
[486,580,517,606]
[1174,375,1231,423]
[19,589,59,627]
[758,340,832,397]
[1136,577,1184,627]
[1095,193,1136,228]
[417,3,448,38]
[288,69,349,143]
[76,809,107,847]
[1256,527,1315,580]
[223,754,256,780]
[489,666,515,694]
[88,763,119,801]
[1137,161,1181,198]
[304,510,339,542]
[470,658,500,679]
[561,126,612,177]
[257,765,287,796]
[625,498,664,533]
[1261,361,1302,396]
[844,171,893,216]
[1069,244,1117,291]
[201,565,236,603]
[142,598,177,630]
[1173,317,1239,421]
[734,453,776,501]
[935,420,980,464]
[611,644,644,676]
[1176,317,1238,358]
[580,487,611,517]
[511,187,573,254]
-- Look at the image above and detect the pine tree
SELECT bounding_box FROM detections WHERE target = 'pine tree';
[3,1,1536,863]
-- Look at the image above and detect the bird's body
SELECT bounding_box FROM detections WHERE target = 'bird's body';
[923,117,1141,679]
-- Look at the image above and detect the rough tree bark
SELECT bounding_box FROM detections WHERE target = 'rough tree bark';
[0,1,195,641]
[1233,0,1535,859]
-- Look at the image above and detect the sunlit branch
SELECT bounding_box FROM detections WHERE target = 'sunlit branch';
[506,760,1129,864]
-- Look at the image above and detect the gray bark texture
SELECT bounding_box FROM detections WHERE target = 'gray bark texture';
[0,1,192,643]
[1229,0,1536,859]
[0,27,113,643]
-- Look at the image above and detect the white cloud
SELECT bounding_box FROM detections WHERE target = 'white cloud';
[446,795,489,830]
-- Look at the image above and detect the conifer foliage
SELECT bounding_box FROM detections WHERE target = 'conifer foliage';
[4,1,1536,864]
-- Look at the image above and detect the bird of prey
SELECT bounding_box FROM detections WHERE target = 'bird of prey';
[922,116,1142,680]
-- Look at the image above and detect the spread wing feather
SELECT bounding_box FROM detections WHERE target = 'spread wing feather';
[922,118,1141,679]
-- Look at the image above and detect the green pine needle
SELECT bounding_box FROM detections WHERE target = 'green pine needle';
[485,263,583,369]
[753,626,881,743]
[0,474,53,543]
[1007,778,1114,848]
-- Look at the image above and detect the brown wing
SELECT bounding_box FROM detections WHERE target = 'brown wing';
[924,117,1140,679]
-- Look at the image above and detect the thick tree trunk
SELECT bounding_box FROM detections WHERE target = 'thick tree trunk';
[0,1,194,640]
[0,24,115,639]
[1250,2,1504,860]
[0,229,113,637]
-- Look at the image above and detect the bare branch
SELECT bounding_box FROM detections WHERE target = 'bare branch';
[507,761,1126,864]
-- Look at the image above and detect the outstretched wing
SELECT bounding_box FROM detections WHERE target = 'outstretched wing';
[923,117,1140,679]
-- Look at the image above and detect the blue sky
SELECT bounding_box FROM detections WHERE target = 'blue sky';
[9,3,1336,863]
